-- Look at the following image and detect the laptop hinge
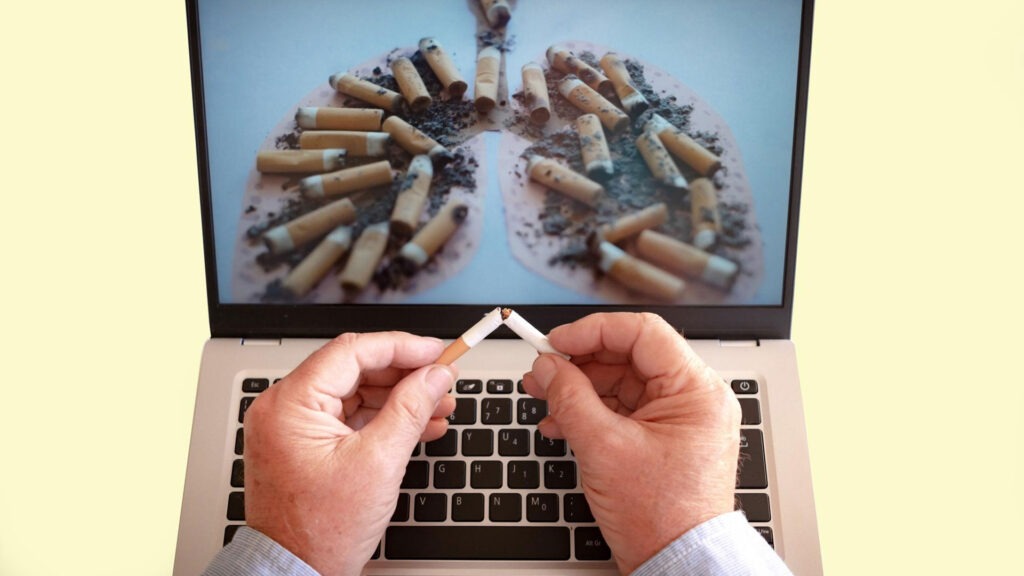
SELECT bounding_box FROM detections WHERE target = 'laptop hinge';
[719,339,760,347]
[241,338,282,347]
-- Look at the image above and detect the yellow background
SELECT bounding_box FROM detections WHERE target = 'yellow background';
[1,1,1021,574]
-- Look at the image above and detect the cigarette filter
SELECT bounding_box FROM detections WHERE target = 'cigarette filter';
[282,226,353,297]
[547,45,613,96]
[328,73,404,113]
[474,46,501,114]
[298,130,390,157]
[597,241,685,302]
[598,52,650,117]
[419,37,468,99]
[390,57,433,113]
[295,107,383,131]
[502,309,563,357]
[437,307,505,365]
[263,198,357,255]
[399,201,469,268]
[575,114,614,181]
[527,155,603,208]
[558,77,629,134]
[636,130,688,190]
[338,222,390,292]
[689,178,721,250]
[479,0,511,28]
[382,116,451,163]
[256,149,347,174]
[645,113,722,177]
[596,203,669,245]
[390,155,434,237]
[299,160,394,199]
[521,62,551,125]
[635,230,738,290]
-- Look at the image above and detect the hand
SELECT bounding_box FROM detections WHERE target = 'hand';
[242,332,457,576]
[522,313,741,574]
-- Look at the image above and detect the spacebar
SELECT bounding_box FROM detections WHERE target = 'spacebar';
[385,526,570,560]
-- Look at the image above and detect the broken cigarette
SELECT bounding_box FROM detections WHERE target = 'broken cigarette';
[295,107,383,131]
[328,73,404,113]
[474,46,501,114]
[478,0,511,28]
[689,178,721,250]
[558,76,629,134]
[282,226,353,297]
[299,160,394,200]
[527,155,603,208]
[594,203,669,245]
[644,113,722,177]
[390,155,433,238]
[599,52,650,117]
[298,130,390,157]
[521,62,551,125]
[635,230,738,290]
[398,201,469,268]
[436,307,505,365]
[263,198,357,255]
[597,241,685,302]
[419,37,467,99]
[390,57,432,113]
[501,308,563,357]
[256,149,347,174]
[382,116,452,163]
[575,113,614,181]
[547,45,613,96]
[636,129,688,190]
[337,222,390,293]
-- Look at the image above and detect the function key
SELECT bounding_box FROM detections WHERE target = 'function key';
[456,379,483,394]
[517,379,526,394]
[487,379,514,394]
[242,378,270,393]
[731,379,759,394]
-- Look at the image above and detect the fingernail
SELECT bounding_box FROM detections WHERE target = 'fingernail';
[425,365,456,399]
[530,355,557,392]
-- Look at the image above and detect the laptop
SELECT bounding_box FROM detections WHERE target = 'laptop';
[175,0,821,574]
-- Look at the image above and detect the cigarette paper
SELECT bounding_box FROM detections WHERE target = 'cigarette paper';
[521,62,551,125]
[635,230,738,290]
[419,37,468,99]
[337,222,390,292]
[256,149,347,174]
[398,201,468,268]
[527,155,603,207]
[263,198,357,255]
[437,307,505,365]
[547,45,613,96]
[558,76,629,134]
[597,241,685,301]
[575,113,614,181]
[382,116,452,163]
[689,178,721,250]
[474,46,501,114]
[636,130,688,190]
[295,107,383,131]
[328,73,404,113]
[479,0,511,28]
[390,57,433,113]
[298,130,390,157]
[390,155,433,237]
[599,52,650,117]
[645,113,722,177]
[502,309,564,357]
[299,160,394,199]
[282,226,353,297]
[595,203,669,245]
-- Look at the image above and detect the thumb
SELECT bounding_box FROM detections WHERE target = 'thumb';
[361,364,456,452]
[529,355,620,454]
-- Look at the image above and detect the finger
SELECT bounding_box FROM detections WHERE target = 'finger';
[421,418,449,442]
[360,364,458,454]
[536,416,564,439]
[527,355,621,456]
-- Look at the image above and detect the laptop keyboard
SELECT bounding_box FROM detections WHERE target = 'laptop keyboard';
[225,375,774,557]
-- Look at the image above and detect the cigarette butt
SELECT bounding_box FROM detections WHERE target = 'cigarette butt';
[597,241,685,301]
[437,307,505,365]
[295,107,383,131]
[575,114,614,181]
[382,116,451,163]
[256,149,347,174]
[635,230,738,290]
[263,198,358,255]
[645,113,722,177]
[521,62,551,125]
[436,338,471,365]
[328,73,404,113]
[282,226,353,297]
[479,0,511,28]
[299,160,394,199]
[338,222,390,292]
[689,178,721,250]
[390,57,432,113]
[595,203,669,245]
[399,201,469,268]
[558,76,629,134]
[599,52,650,117]
[390,155,433,238]
[298,130,390,157]
[547,45,613,96]
[636,130,689,190]
[527,155,603,207]
[419,37,467,99]
[474,46,501,114]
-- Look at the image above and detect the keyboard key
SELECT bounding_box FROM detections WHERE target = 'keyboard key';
[227,491,245,521]
[498,429,530,456]
[456,379,482,394]
[234,428,244,455]
[414,493,447,522]
[526,493,559,522]
[392,493,410,522]
[230,459,244,488]
[737,429,768,489]
[433,461,466,489]
[739,398,761,425]
[731,379,758,394]
[373,542,381,559]
[238,397,254,423]
[508,461,540,489]
[461,429,493,456]
[575,527,612,561]
[564,493,595,523]
[735,493,771,522]
[517,398,548,424]
[534,431,566,456]
[470,461,503,489]
[384,526,570,560]
[241,378,269,393]
[224,524,242,546]
[544,461,576,489]
[755,526,774,547]
[449,398,477,425]
[481,398,513,424]
[451,493,485,522]
[488,493,522,522]
[487,379,514,394]
[412,443,421,457]
[401,461,429,489]
[425,429,457,456]
[517,379,526,393]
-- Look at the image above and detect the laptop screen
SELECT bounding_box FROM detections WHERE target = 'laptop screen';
[192,0,809,315]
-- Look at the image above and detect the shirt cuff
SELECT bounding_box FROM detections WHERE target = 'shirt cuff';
[630,511,792,576]
[202,526,321,576]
